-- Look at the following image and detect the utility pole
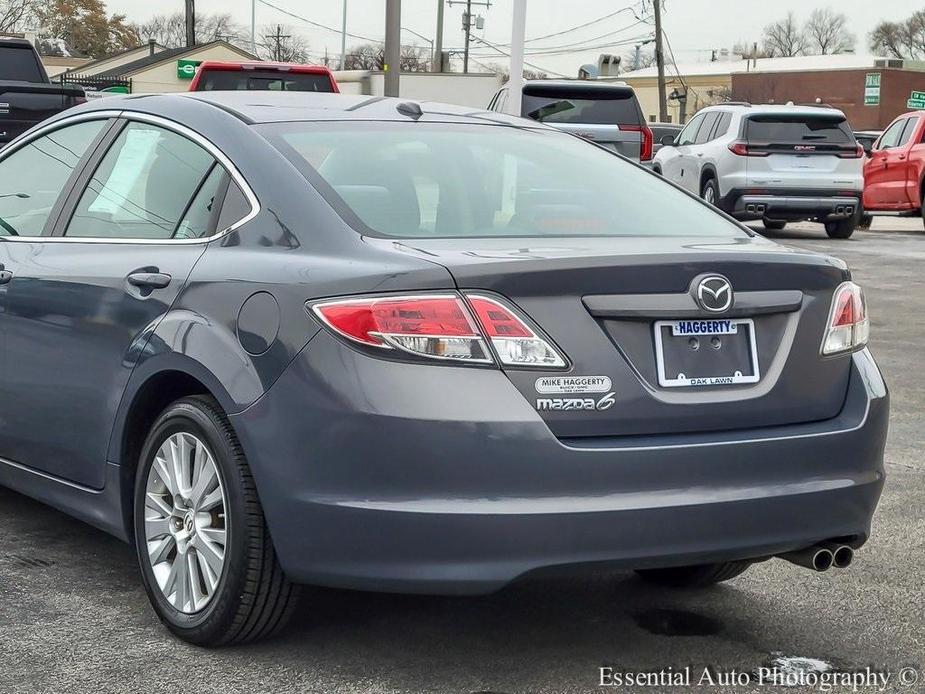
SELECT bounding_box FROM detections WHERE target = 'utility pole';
[653,0,668,122]
[433,0,444,72]
[185,0,196,48]
[250,0,256,54]
[272,25,290,61]
[339,0,348,70]
[384,0,401,96]
[463,0,472,73]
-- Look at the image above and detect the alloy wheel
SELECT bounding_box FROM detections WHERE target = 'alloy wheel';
[143,432,228,614]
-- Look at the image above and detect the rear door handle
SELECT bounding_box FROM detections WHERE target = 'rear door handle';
[0,269,12,285]
[127,271,171,289]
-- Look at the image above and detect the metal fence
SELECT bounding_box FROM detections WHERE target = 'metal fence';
[57,74,132,93]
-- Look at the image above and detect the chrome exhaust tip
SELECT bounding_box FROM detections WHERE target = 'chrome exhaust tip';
[779,546,834,572]
[746,204,756,213]
[845,205,855,215]
[821,542,854,569]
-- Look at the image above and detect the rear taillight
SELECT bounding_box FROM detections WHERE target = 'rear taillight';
[467,295,566,367]
[837,143,864,159]
[822,282,869,355]
[728,141,769,157]
[312,293,566,367]
[620,124,653,161]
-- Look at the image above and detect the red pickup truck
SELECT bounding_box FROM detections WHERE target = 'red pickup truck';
[863,111,925,228]
[189,61,339,93]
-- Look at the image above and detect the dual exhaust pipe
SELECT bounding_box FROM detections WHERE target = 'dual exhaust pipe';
[834,205,856,217]
[778,542,854,572]
[745,203,767,214]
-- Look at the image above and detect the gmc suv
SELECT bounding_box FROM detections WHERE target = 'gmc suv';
[653,103,864,238]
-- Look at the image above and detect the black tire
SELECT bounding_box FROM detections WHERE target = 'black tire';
[134,395,300,646]
[858,213,873,230]
[824,217,857,239]
[762,219,786,230]
[700,178,719,207]
[635,561,751,588]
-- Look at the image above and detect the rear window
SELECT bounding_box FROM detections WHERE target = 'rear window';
[745,114,851,143]
[0,45,43,82]
[261,122,743,240]
[197,69,334,92]
[522,87,640,125]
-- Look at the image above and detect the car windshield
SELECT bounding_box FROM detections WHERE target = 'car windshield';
[261,121,746,239]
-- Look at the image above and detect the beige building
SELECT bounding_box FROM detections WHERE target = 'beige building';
[67,41,258,93]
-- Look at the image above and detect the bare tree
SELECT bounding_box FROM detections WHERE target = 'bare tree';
[482,61,546,82]
[343,42,429,71]
[134,12,246,49]
[0,0,35,32]
[257,25,309,63]
[869,9,925,60]
[805,8,855,54]
[762,12,807,57]
[623,47,656,70]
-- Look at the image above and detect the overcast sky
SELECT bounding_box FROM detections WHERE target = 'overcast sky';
[106,0,914,75]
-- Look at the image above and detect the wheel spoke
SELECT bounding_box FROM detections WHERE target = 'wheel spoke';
[187,551,205,609]
[145,516,171,539]
[174,551,190,610]
[194,534,225,577]
[145,491,173,518]
[147,535,175,565]
[152,453,176,496]
[190,454,218,508]
[199,487,223,512]
[195,548,219,594]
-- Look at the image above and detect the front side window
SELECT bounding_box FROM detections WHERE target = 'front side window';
[0,120,105,237]
[676,114,704,146]
[897,118,918,147]
[65,122,215,239]
[263,122,746,240]
[876,119,907,150]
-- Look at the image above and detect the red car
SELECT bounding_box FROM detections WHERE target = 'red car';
[863,111,925,228]
[189,61,339,93]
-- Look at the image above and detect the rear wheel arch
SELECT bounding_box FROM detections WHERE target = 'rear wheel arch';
[699,165,718,192]
[116,368,227,541]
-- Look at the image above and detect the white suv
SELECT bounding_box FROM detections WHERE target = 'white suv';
[652,104,864,238]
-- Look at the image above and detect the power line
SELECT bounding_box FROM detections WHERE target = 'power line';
[469,36,567,77]
[492,2,646,46]
[255,0,380,43]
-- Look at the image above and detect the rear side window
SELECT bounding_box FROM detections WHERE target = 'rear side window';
[713,112,732,139]
[677,113,705,146]
[197,70,334,92]
[0,46,44,81]
[65,122,216,239]
[522,89,640,125]
[0,120,104,237]
[745,115,851,143]
[694,112,720,144]
[264,121,745,240]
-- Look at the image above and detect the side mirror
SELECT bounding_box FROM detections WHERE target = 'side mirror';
[660,134,676,147]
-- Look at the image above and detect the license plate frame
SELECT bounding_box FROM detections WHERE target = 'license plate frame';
[654,318,760,388]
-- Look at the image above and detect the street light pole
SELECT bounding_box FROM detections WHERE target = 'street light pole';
[339,0,348,70]
[384,0,401,96]
[250,0,256,54]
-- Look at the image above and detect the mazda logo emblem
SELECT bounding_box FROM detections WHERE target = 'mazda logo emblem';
[695,275,733,313]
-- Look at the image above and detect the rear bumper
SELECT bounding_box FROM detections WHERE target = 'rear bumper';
[231,335,888,594]
[721,188,862,221]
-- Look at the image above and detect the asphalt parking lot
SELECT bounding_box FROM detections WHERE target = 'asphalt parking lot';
[0,218,923,694]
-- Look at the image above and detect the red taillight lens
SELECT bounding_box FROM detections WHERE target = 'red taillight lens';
[822,282,869,355]
[728,141,769,157]
[620,124,653,161]
[313,295,491,362]
[312,293,568,367]
[837,143,864,159]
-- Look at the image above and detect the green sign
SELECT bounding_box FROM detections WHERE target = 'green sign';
[908,99,925,110]
[177,59,201,79]
[864,72,881,106]
[101,85,129,94]
[910,90,925,101]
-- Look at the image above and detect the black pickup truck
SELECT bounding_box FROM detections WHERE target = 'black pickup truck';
[0,37,85,146]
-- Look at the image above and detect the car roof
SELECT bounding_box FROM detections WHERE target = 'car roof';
[705,103,847,118]
[74,91,530,127]
[196,60,334,74]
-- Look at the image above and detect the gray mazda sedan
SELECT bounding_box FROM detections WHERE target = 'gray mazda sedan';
[0,92,887,646]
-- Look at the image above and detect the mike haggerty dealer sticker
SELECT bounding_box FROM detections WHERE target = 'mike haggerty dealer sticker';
[535,375,612,394]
